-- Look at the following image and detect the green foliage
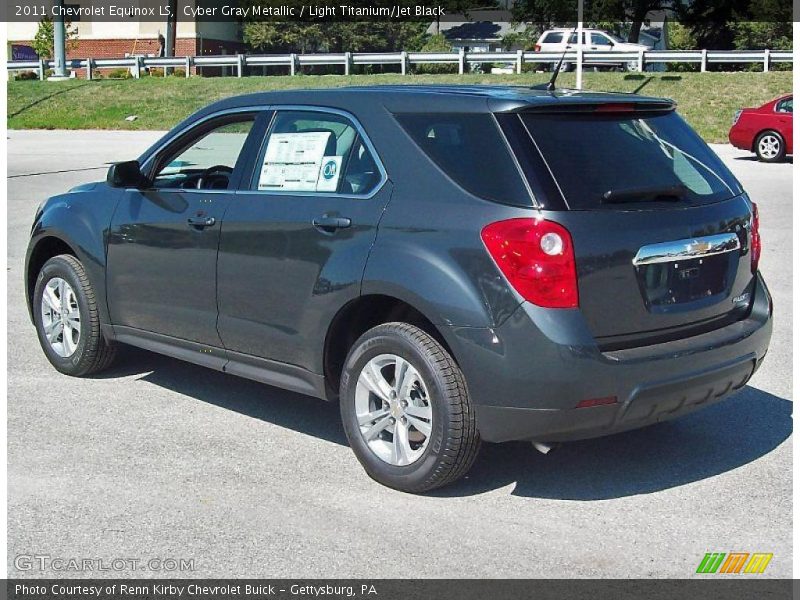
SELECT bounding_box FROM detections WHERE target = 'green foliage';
[664,21,698,72]
[32,15,77,60]
[675,0,791,50]
[415,34,458,74]
[32,16,54,59]
[501,29,539,51]
[105,68,132,79]
[730,22,792,71]
[244,21,428,56]
[667,22,697,50]
[7,72,791,143]
[244,22,323,53]
[730,22,791,50]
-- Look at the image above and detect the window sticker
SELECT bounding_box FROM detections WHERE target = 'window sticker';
[316,156,342,192]
[258,131,332,191]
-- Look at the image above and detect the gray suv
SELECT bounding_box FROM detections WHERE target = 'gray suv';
[26,86,772,492]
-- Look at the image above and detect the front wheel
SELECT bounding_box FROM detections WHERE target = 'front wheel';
[33,254,117,376]
[755,130,786,162]
[340,323,480,493]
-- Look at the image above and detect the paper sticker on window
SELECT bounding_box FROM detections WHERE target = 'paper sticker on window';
[258,131,332,191]
[316,156,342,192]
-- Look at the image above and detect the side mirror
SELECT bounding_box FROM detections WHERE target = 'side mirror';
[107,160,147,188]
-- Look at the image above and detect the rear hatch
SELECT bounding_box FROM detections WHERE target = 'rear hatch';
[497,102,756,349]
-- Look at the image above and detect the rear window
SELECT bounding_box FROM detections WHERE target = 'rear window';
[542,32,564,43]
[395,113,531,206]
[518,110,740,209]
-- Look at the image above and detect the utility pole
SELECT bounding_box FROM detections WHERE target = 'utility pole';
[576,0,584,90]
[165,0,178,74]
[50,0,69,79]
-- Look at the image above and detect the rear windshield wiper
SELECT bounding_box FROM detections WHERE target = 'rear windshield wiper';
[601,184,688,204]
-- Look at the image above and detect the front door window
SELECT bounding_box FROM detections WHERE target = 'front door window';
[153,116,256,190]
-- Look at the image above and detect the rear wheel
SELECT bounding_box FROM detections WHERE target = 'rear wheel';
[755,130,786,162]
[340,323,480,493]
[624,60,641,72]
[33,255,117,376]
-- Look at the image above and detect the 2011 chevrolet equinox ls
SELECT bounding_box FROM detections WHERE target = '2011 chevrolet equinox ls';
[26,86,772,492]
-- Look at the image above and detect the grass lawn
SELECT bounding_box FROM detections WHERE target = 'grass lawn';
[7,71,792,142]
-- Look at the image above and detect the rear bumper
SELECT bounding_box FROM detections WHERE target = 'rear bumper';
[445,273,772,443]
[728,127,752,151]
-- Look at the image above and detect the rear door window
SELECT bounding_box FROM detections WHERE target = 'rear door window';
[517,110,741,209]
[591,33,612,45]
[395,113,531,206]
[253,110,382,195]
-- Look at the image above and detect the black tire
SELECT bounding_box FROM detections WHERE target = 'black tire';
[623,60,640,72]
[340,322,480,493]
[754,130,786,163]
[33,254,117,376]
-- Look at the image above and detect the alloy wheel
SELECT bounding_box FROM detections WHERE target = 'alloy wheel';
[40,277,81,358]
[758,134,781,159]
[354,353,433,466]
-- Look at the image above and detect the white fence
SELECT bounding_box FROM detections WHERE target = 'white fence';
[7,48,793,80]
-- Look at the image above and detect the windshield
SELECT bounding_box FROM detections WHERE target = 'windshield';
[519,111,741,209]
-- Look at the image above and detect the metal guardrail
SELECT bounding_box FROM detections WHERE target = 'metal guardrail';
[7,48,792,80]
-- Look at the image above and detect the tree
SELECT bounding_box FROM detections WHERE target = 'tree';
[32,15,77,59]
[730,22,791,50]
[512,0,673,43]
[243,22,428,54]
[415,33,457,74]
[243,22,323,54]
[675,0,791,51]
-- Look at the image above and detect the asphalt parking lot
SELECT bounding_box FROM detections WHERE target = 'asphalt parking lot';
[7,130,792,578]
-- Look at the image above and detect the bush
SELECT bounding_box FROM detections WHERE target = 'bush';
[14,70,39,81]
[106,68,132,79]
[415,34,458,74]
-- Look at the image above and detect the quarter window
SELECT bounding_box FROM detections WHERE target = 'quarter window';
[395,113,532,206]
[776,97,793,113]
[542,32,563,44]
[254,110,382,195]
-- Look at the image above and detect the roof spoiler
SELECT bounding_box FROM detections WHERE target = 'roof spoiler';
[511,100,676,114]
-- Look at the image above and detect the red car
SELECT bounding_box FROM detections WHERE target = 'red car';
[729,94,793,162]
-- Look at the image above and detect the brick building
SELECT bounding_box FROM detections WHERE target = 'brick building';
[8,4,245,76]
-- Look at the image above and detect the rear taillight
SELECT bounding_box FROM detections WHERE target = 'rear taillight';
[534,44,541,52]
[750,202,761,273]
[481,218,578,308]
